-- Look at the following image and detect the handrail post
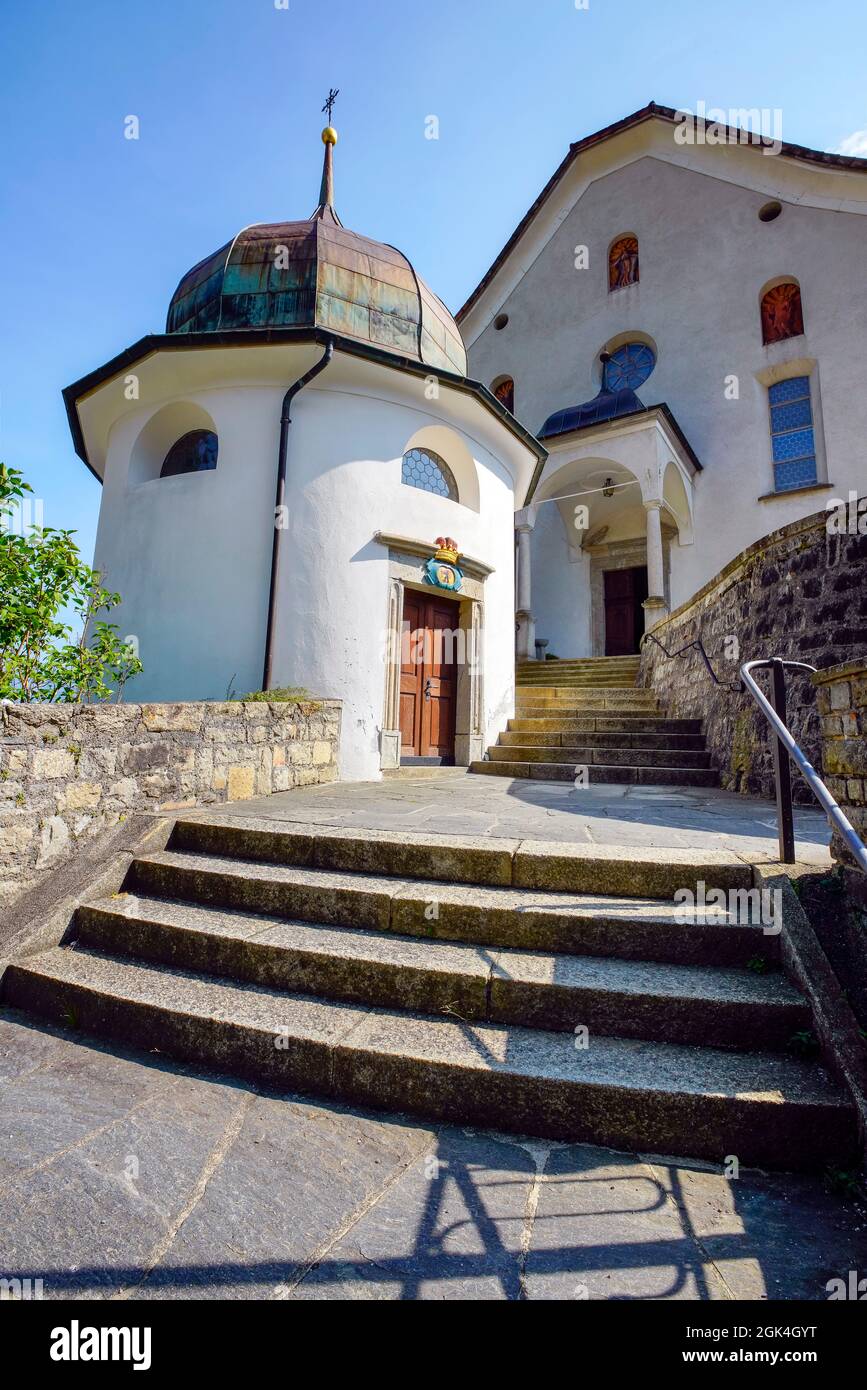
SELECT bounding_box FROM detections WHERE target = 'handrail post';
[769,658,795,863]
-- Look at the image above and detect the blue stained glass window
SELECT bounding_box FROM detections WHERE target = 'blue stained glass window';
[401,447,458,501]
[768,377,816,492]
[604,343,656,391]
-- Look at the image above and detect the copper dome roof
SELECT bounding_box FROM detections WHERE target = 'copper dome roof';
[166,131,467,376]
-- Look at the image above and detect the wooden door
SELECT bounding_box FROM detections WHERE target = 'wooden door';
[604,569,637,656]
[399,592,458,761]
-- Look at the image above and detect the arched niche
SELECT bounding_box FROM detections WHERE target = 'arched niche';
[129,401,219,486]
[401,424,481,513]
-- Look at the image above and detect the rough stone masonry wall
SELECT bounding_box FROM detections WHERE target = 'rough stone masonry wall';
[812,662,867,866]
[0,700,341,908]
[639,501,867,801]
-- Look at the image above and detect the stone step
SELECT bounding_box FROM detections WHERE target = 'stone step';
[4,947,852,1168]
[74,895,807,1049]
[517,682,639,690]
[472,760,719,788]
[515,698,660,712]
[515,704,662,717]
[516,688,656,700]
[509,716,704,734]
[126,848,760,958]
[517,669,640,677]
[499,729,707,750]
[489,744,713,770]
[517,659,641,670]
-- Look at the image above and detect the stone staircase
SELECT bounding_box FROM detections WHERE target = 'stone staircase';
[472,656,718,786]
[2,814,856,1169]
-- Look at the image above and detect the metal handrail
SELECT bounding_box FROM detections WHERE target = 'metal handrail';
[640,630,740,690]
[740,658,867,872]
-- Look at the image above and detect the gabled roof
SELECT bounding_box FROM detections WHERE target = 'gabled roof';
[456,101,867,324]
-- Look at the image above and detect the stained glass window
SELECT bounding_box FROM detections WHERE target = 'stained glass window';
[401,447,458,501]
[761,283,804,345]
[768,377,817,492]
[604,342,656,392]
[609,235,639,290]
[160,430,218,478]
[493,377,515,413]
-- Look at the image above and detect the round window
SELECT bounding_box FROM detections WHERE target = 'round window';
[604,343,656,391]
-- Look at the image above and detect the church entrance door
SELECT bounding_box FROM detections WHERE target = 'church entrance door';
[604,566,648,655]
[399,591,458,763]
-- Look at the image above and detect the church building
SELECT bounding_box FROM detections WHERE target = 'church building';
[63,121,544,782]
[63,102,867,780]
[460,102,867,664]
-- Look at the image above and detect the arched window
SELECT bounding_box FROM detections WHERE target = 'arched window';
[768,376,817,492]
[604,342,656,391]
[401,447,458,501]
[492,377,514,413]
[761,282,804,345]
[609,235,639,291]
[160,429,218,478]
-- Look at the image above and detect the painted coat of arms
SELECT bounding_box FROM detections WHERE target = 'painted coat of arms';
[424,537,463,592]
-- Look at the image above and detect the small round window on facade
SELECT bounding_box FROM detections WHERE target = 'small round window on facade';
[603,342,656,391]
[160,430,218,478]
[759,201,783,223]
[401,447,458,501]
[494,313,509,330]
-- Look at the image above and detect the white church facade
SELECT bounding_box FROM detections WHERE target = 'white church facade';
[460,102,867,662]
[63,103,867,780]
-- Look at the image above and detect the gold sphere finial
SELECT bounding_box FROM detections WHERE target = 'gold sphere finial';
[322,126,338,145]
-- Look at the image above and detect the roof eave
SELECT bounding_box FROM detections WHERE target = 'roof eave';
[63,326,547,483]
[527,401,701,502]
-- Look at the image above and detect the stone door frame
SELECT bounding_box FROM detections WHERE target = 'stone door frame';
[379,543,486,771]
[587,535,672,656]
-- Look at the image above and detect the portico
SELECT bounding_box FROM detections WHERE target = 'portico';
[516,402,700,659]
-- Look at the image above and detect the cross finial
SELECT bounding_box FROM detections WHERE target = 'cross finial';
[322,88,339,124]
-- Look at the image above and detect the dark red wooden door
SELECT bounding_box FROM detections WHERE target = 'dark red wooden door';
[604,569,637,656]
[399,592,458,759]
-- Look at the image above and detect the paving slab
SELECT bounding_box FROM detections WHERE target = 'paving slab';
[0,1011,864,1301]
[195,773,831,866]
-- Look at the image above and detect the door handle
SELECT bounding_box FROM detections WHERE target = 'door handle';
[424,679,433,701]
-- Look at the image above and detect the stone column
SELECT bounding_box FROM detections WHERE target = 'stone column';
[380,576,404,770]
[455,597,485,766]
[515,506,537,660]
[642,500,668,631]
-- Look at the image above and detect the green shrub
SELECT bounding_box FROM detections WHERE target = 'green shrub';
[0,463,142,702]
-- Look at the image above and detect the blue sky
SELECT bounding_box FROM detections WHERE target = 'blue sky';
[2,0,865,568]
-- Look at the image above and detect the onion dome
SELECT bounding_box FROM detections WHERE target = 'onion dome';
[166,125,467,376]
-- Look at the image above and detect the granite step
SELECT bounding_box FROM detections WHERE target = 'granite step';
[74,894,808,1049]
[515,689,658,702]
[124,848,761,962]
[487,744,713,770]
[472,760,719,788]
[508,716,704,735]
[517,660,641,673]
[514,706,664,717]
[516,674,641,684]
[4,947,852,1168]
[169,817,746,897]
[499,729,707,750]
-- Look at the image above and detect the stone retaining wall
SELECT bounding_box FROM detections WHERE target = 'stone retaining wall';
[0,699,341,907]
[639,500,867,800]
[812,662,867,867]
